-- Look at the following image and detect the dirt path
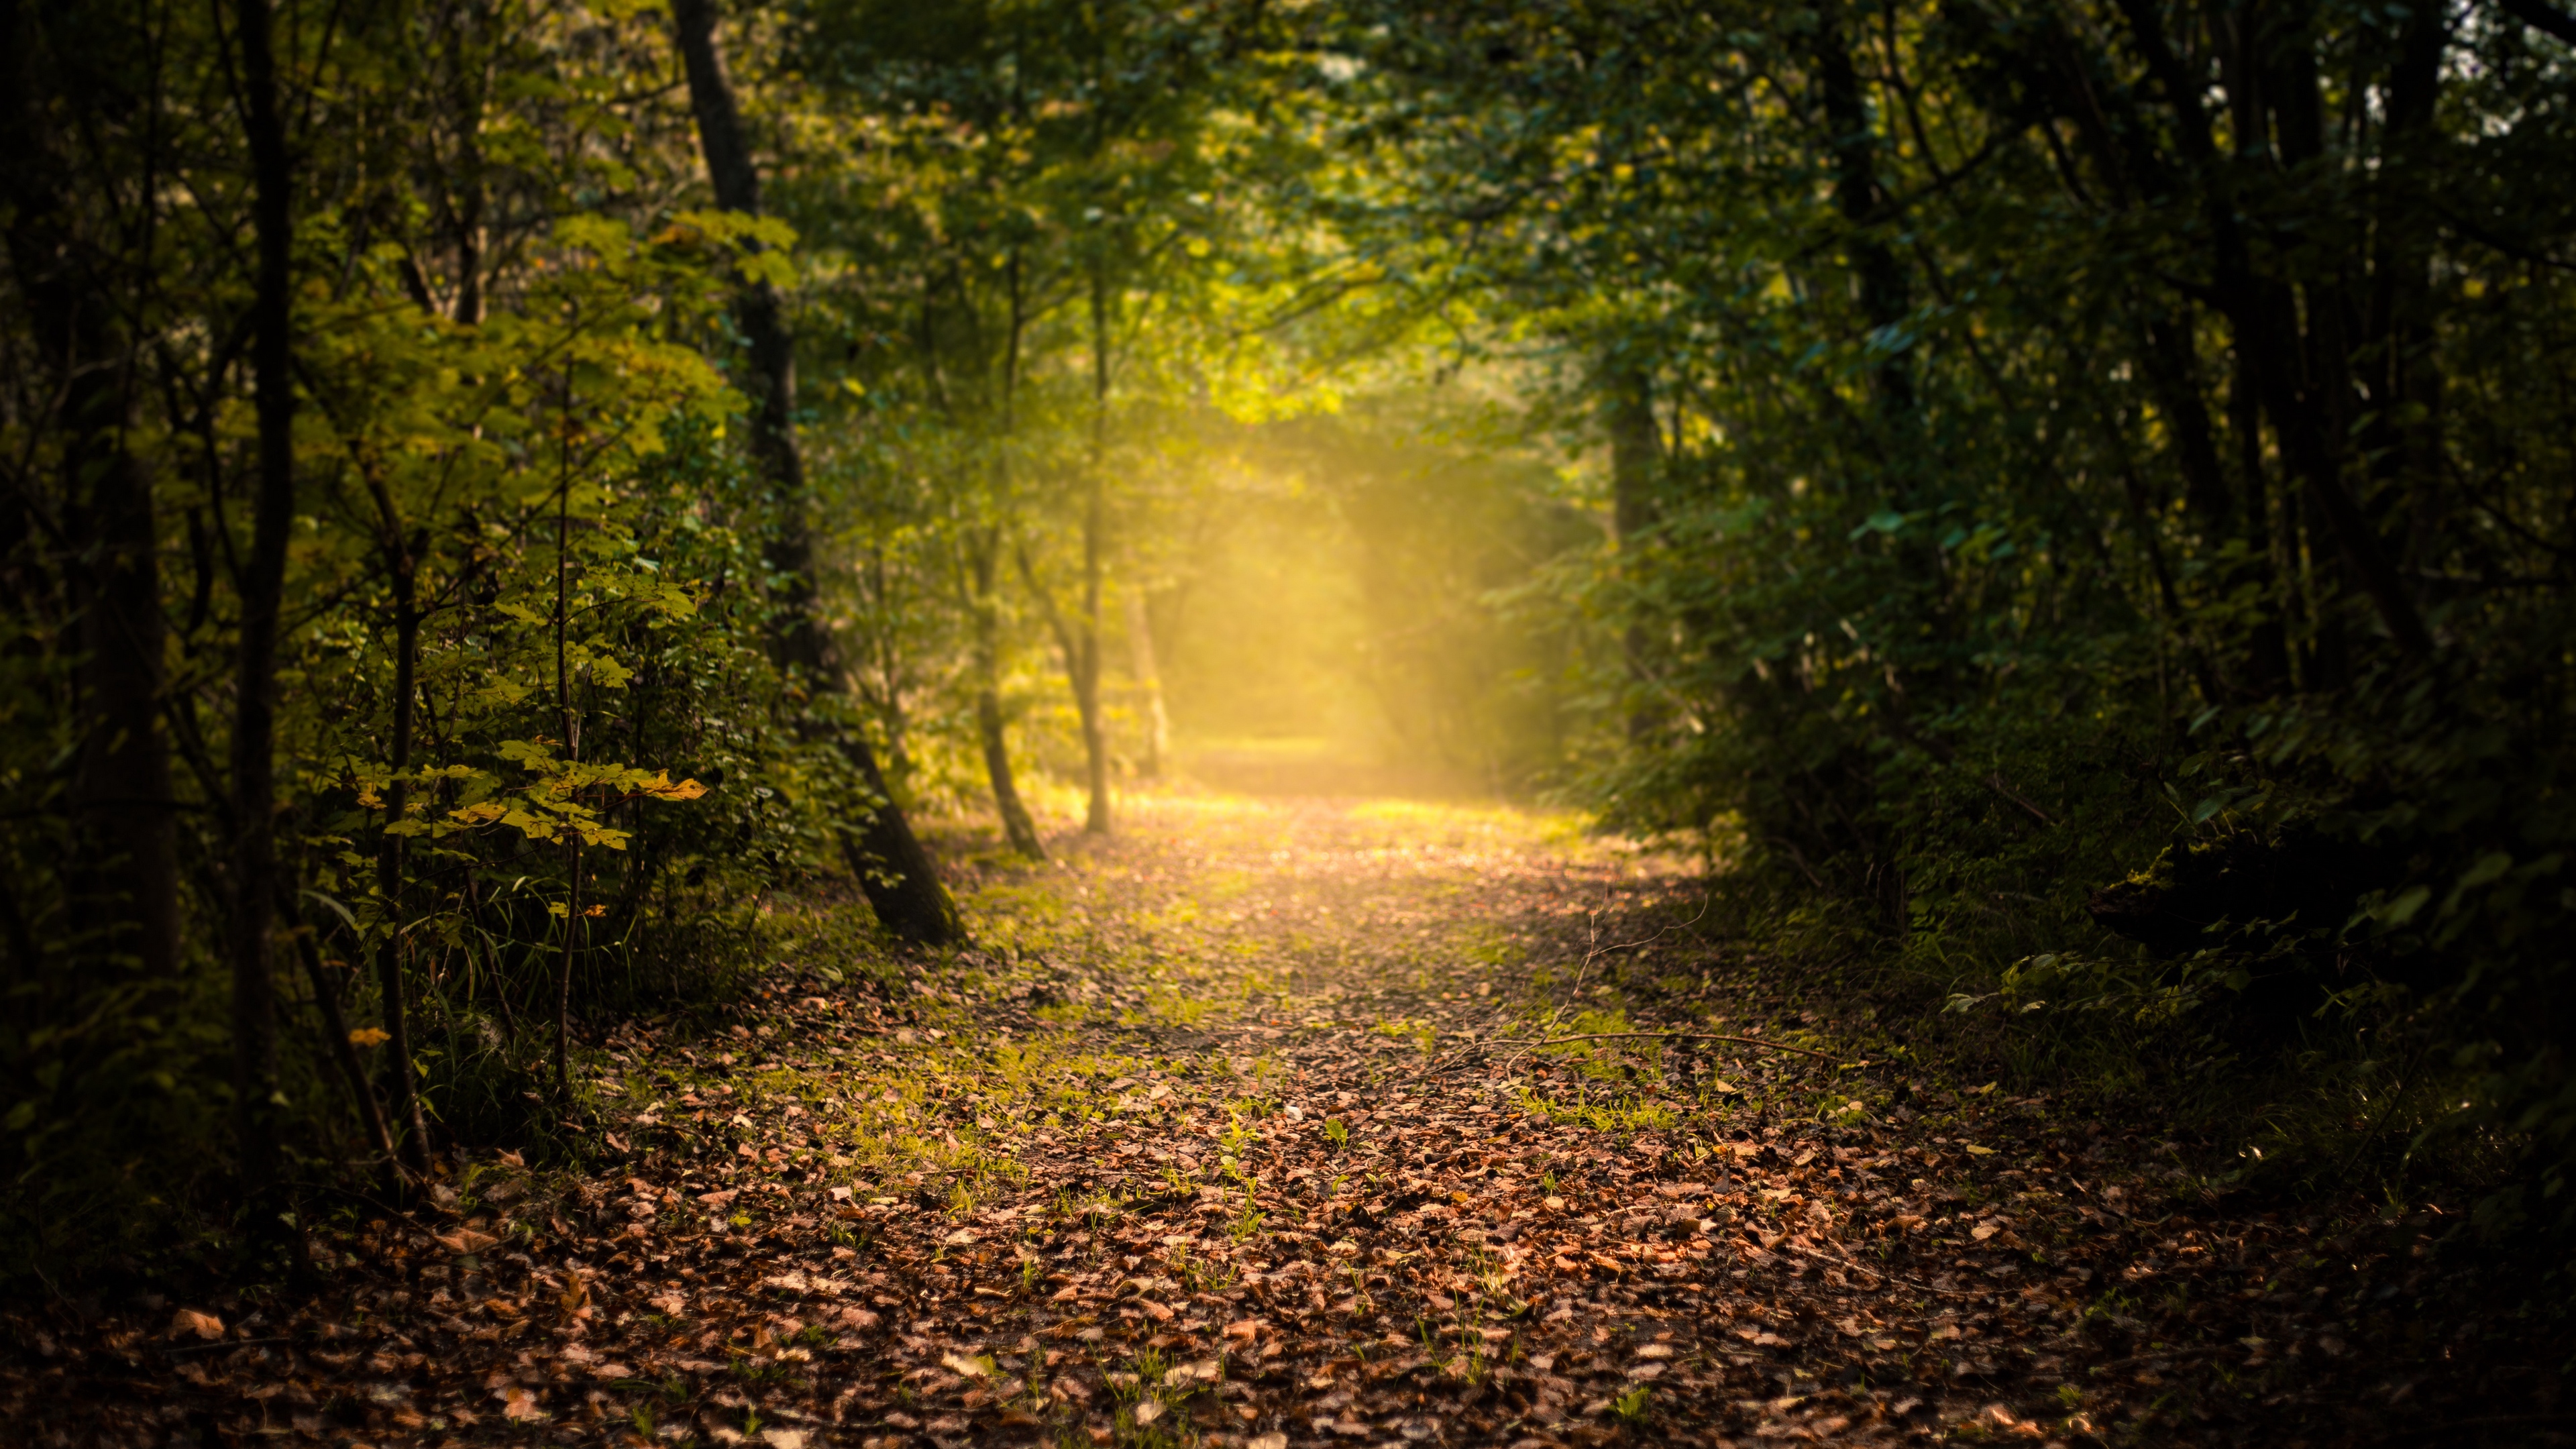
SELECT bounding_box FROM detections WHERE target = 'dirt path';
[4,794,2538,1447]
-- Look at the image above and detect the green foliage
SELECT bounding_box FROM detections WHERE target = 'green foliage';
[1333,0,2576,1223]
[0,0,879,1277]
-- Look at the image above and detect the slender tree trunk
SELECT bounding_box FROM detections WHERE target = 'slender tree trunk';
[374,563,430,1169]
[977,689,1046,861]
[556,838,582,1089]
[231,0,297,1258]
[2363,2,2450,572]
[971,533,1045,860]
[1814,0,1912,419]
[551,421,580,1091]
[282,889,394,1164]
[441,0,487,327]
[2121,0,2432,662]
[1122,561,1169,781]
[975,250,1045,861]
[672,0,963,943]
[1077,267,1112,835]
[2229,353,2295,691]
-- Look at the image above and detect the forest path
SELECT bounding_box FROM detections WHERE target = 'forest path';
[19,794,2487,1447]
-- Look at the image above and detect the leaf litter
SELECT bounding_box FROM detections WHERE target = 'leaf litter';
[1,794,2561,1446]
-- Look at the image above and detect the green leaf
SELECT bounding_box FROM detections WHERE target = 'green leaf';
[2377,887,2433,926]
[1847,510,1907,540]
[2457,852,2514,891]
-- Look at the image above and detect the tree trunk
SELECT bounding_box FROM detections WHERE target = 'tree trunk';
[2228,354,2294,692]
[977,250,1046,861]
[2121,0,2432,662]
[1813,0,1913,419]
[373,557,431,1169]
[70,445,179,983]
[281,888,395,1166]
[2362,2,2451,576]
[1077,267,1112,835]
[671,0,963,944]
[551,420,582,1091]
[439,0,487,327]
[231,0,297,1259]
[971,533,1046,861]
[1122,552,1169,781]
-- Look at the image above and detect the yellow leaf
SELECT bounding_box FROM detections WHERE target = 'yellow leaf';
[347,1028,390,1048]
[635,771,708,801]
[1964,1143,1998,1157]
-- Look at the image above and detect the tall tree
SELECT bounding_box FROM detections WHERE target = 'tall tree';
[672,0,963,944]
[229,0,298,1252]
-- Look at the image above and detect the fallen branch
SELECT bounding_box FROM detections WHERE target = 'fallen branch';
[1491,1030,1844,1063]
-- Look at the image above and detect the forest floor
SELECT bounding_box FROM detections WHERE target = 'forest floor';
[5,790,2563,1448]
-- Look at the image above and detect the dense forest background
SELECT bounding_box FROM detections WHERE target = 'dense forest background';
[5,0,2571,1283]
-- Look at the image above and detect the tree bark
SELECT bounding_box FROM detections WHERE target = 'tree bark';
[2118,0,2434,662]
[231,0,297,1258]
[671,0,963,944]
[1077,267,1112,835]
[2362,2,2451,575]
[1813,0,1913,418]
[280,888,395,1166]
[971,531,1046,861]
[1123,568,1169,780]
[373,561,431,1169]
[438,0,488,327]
[976,249,1046,861]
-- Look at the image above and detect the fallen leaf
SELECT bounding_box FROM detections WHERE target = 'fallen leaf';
[168,1309,222,1341]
